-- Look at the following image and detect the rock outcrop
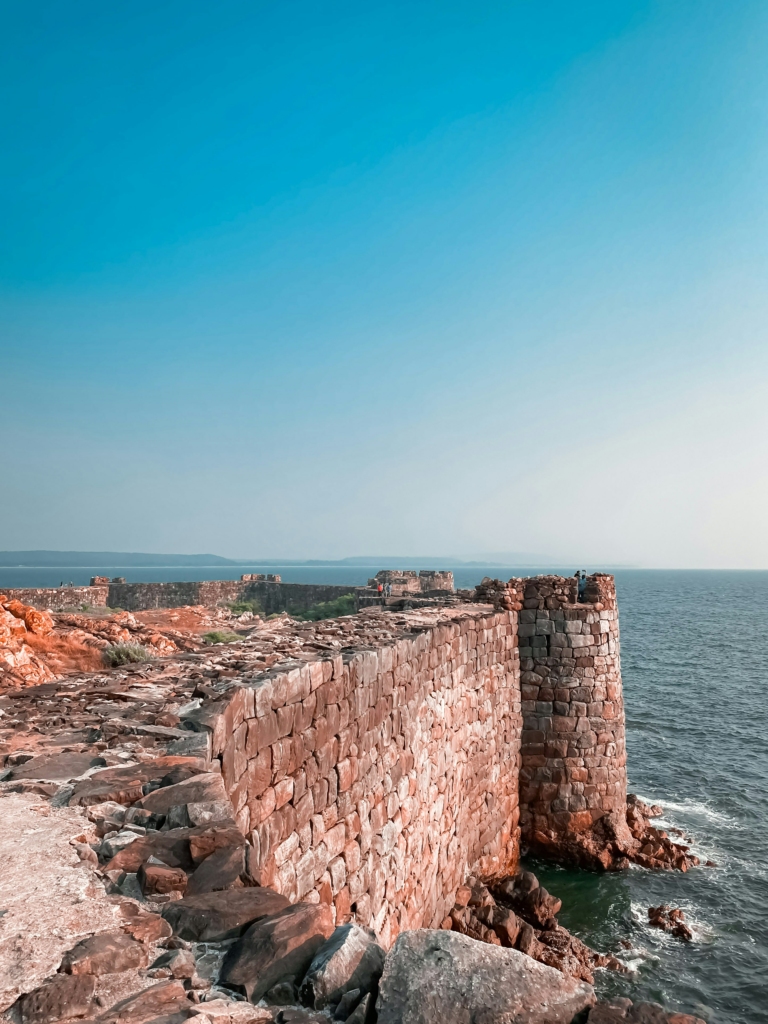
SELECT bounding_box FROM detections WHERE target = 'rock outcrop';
[440,871,625,984]
[375,928,595,1024]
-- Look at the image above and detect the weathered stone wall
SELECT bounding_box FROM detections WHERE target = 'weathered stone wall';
[516,575,625,856]
[195,607,522,948]
[0,586,109,611]
[107,579,355,613]
[1,580,357,614]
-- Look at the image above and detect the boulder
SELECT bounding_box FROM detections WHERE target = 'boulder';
[221,902,335,1003]
[104,822,243,873]
[18,973,96,1023]
[162,887,290,942]
[137,772,229,815]
[299,923,386,1009]
[70,763,178,807]
[60,930,148,975]
[120,909,173,944]
[375,929,595,1024]
[185,843,246,895]
[93,979,190,1023]
[138,861,189,896]
[149,948,197,979]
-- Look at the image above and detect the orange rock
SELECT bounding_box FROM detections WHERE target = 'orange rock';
[0,609,27,642]
[4,599,30,620]
[24,608,54,637]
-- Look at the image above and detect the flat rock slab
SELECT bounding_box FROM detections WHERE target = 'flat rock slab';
[0,793,126,1013]
[162,887,290,942]
[137,773,228,814]
[93,979,191,1023]
[220,901,335,1003]
[10,752,107,782]
[376,929,595,1024]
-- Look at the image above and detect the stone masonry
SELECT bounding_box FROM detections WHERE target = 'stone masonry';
[193,607,522,949]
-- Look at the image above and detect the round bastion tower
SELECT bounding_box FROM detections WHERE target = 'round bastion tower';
[510,574,627,868]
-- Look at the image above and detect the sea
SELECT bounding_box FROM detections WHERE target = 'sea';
[2,564,766,1023]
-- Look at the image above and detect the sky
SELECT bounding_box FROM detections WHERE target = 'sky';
[1,0,767,568]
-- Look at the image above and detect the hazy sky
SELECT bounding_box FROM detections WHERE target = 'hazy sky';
[2,1,767,567]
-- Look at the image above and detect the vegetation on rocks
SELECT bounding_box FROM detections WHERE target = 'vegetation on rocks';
[102,643,150,666]
[296,593,356,621]
[202,629,243,645]
[227,599,264,615]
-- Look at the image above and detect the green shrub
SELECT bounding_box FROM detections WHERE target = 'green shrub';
[228,600,263,616]
[203,629,243,645]
[102,643,150,667]
[296,594,356,621]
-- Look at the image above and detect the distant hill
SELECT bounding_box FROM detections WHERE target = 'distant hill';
[0,551,238,567]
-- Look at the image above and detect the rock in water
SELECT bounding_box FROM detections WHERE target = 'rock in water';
[376,929,595,1024]
[299,923,386,1009]
[220,902,335,1003]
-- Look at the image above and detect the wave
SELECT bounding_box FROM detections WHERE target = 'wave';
[635,795,738,828]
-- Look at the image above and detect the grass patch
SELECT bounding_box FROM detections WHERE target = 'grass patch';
[203,629,243,645]
[227,600,263,616]
[295,594,356,621]
[102,643,151,667]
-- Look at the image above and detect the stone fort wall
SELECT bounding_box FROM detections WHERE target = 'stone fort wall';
[0,580,356,615]
[185,607,522,949]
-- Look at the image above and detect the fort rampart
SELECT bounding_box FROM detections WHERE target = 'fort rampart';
[0,580,356,615]
[186,607,522,948]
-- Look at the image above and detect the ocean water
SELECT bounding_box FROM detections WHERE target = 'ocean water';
[2,564,765,1020]
[531,570,768,1024]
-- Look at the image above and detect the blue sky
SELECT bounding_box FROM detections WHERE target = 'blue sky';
[2,1,767,566]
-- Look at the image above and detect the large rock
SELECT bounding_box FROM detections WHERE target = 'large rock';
[104,822,243,873]
[137,771,231,823]
[162,887,290,942]
[60,930,148,976]
[375,930,595,1024]
[185,843,246,895]
[299,923,386,1009]
[9,751,106,782]
[93,979,190,1023]
[221,902,335,1003]
[70,763,181,807]
[18,974,96,1023]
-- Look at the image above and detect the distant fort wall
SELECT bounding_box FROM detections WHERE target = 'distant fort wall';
[0,579,358,615]
[1,572,456,616]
